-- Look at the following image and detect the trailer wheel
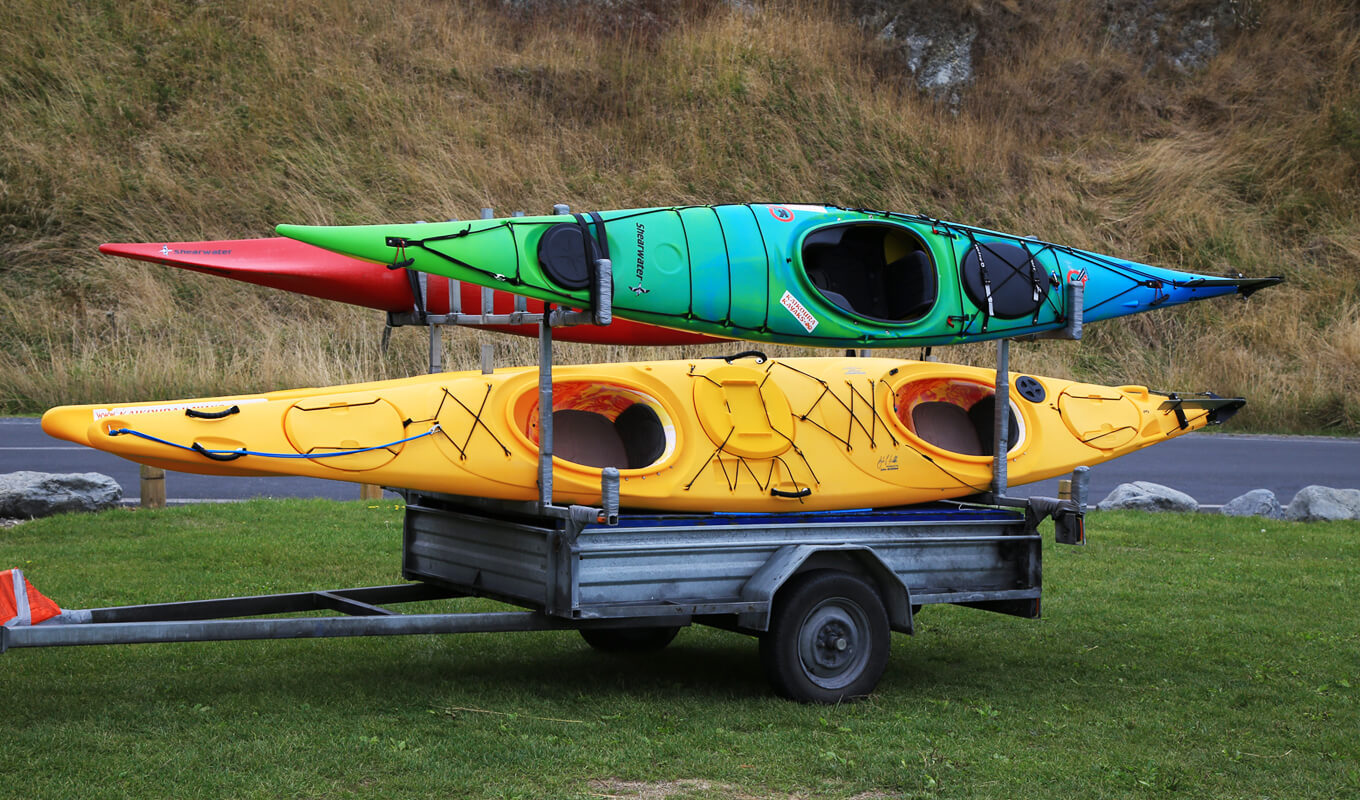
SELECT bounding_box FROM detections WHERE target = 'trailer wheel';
[579,626,680,653]
[759,570,889,703]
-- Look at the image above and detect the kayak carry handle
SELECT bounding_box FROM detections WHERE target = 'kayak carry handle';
[184,405,240,420]
[191,442,246,462]
[705,350,768,364]
[770,487,812,499]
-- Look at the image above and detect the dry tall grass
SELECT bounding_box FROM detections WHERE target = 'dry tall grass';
[1,0,1356,432]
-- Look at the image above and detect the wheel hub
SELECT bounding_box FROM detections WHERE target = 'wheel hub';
[798,600,870,689]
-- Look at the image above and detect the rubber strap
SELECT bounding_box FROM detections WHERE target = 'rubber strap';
[572,213,600,314]
[571,213,593,264]
[588,212,609,260]
[1023,243,1044,324]
[975,242,994,329]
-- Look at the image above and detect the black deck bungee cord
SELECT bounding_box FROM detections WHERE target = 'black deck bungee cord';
[765,361,899,450]
[765,358,992,494]
[403,385,511,459]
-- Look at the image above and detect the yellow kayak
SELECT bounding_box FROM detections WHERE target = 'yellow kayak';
[40,356,1242,512]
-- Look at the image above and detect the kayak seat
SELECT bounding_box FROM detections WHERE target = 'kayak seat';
[614,403,667,469]
[911,401,984,456]
[883,250,937,321]
[551,405,667,470]
[804,226,886,317]
[552,409,627,468]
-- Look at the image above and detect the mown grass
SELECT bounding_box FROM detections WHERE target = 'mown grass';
[1,500,1356,798]
[0,1,1357,433]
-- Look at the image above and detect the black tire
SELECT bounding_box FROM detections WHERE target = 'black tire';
[579,625,680,653]
[759,570,890,703]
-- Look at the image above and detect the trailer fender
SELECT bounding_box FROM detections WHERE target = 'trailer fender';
[738,545,913,634]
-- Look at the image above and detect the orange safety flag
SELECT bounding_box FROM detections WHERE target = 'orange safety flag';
[1,569,62,626]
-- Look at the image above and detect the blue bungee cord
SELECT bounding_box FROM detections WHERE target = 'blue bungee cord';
[106,424,441,462]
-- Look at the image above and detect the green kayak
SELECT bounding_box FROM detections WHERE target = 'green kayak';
[278,204,1280,348]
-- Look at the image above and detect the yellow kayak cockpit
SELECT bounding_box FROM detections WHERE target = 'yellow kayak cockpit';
[892,376,1025,459]
[519,381,676,472]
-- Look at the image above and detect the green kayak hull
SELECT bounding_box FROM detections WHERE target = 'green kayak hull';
[278,204,1280,348]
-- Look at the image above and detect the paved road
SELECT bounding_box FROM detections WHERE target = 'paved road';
[3,417,1357,507]
[1023,433,1360,506]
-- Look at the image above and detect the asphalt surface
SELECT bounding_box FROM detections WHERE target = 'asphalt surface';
[3,416,1358,507]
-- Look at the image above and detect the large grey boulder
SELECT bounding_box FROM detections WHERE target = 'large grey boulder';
[1284,486,1360,523]
[1221,489,1285,520]
[0,471,123,519]
[1097,481,1198,512]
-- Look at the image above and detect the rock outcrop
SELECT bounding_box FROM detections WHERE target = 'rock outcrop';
[1103,0,1248,73]
[869,5,978,101]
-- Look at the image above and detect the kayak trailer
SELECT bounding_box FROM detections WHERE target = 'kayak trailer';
[2,204,1090,703]
[1,484,1086,703]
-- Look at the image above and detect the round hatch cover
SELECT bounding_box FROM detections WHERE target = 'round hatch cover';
[960,241,1050,319]
[1015,375,1046,403]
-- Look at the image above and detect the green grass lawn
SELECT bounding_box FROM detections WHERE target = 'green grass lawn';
[2,501,1357,799]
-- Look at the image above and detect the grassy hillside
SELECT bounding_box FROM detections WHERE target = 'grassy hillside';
[1,0,1357,432]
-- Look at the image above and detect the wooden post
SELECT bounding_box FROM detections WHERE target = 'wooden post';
[360,484,383,501]
[139,465,166,509]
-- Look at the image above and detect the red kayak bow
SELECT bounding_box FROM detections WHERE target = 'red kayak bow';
[100,238,727,346]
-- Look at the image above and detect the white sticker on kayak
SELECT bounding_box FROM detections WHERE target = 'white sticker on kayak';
[92,398,267,420]
[780,291,819,333]
[784,205,827,213]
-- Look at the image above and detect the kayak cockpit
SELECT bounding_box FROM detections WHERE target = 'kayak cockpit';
[522,382,676,471]
[802,223,938,322]
[892,377,1024,457]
